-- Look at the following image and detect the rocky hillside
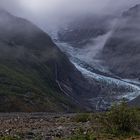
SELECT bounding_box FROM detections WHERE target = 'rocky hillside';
[0,9,99,112]
[102,4,140,79]
[58,15,113,47]
[100,5,140,106]
[55,6,140,108]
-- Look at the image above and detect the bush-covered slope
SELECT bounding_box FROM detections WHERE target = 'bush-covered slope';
[0,9,97,112]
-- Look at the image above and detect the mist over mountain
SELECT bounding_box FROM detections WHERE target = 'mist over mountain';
[102,4,140,79]
[58,15,115,48]
[0,2,140,140]
[0,9,104,112]
[0,1,140,112]
[56,4,140,109]
[0,0,140,33]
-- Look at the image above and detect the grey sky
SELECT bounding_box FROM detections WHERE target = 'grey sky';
[0,0,140,32]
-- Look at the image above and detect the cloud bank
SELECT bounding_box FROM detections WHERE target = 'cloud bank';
[0,0,140,32]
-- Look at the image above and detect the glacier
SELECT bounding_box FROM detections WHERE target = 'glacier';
[55,32,140,110]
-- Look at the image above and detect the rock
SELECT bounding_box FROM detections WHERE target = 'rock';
[57,126,63,130]
[26,132,35,139]
[45,136,52,140]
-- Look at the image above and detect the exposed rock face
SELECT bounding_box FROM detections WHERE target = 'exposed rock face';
[57,6,140,108]
[58,15,113,47]
[102,4,140,79]
[0,9,99,112]
[130,95,140,107]
[100,4,140,106]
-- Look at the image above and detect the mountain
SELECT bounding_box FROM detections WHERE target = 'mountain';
[2,4,140,112]
[102,4,140,79]
[55,8,140,109]
[0,9,100,112]
[58,15,113,48]
[100,4,140,106]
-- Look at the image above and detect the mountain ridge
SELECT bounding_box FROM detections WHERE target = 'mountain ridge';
[102,4,140,79]
[0,9,99,112]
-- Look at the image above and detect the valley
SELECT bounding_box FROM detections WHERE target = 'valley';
[0,2,140,112]
[0,1,140,140]
[55,41,140,110]
[54,5,140,109]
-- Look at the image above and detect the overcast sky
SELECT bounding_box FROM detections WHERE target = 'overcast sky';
[0,0,140,32]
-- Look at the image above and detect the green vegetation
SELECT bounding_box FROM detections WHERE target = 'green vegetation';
[62,133,96,140]
[56,127,96,140]
[0,60,78,112]
[0,104,140,140]
[72,113,93,122]
[99,102,140,136]
[57,103,140,140]
[0,136,20,140]
[0,63,55,111]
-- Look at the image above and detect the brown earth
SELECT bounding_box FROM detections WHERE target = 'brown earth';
[0,113,139,140]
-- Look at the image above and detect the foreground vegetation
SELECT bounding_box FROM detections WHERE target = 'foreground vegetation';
[58,102,140,140]
[0,102,139,140]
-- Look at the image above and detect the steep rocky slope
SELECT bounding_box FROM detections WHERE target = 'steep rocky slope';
[58,15,113,48]
[0,9,99,112]
[55,7,140,108]
[102,4,140,79]
[100,5,140,106]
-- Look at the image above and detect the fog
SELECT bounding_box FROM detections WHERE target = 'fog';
[0,0,140,32]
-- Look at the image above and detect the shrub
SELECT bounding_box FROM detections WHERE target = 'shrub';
[0,136,20,140]
[73,113,91,122]
[69,133,96,140]
[99,101,139,136]
[56,128,96,140]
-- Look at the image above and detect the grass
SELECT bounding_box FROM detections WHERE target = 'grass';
[72,113,93,122]
[98,102,140,136]
[0,105,140,140]
[0,136,20,140]
[57,103,140,140]
[55,127,97,140]
[0,60,77,112]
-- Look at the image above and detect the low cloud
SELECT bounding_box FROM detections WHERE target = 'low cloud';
[0,0,140,32]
